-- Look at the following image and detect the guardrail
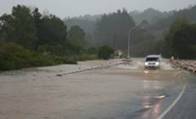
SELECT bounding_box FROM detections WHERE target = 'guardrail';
[171,60,196,73]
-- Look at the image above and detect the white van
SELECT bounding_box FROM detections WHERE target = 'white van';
[144,55,161,69]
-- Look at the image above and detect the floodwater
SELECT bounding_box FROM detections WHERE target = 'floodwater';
[0,59,186,119]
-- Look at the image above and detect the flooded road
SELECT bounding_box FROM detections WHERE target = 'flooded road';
[0,59,188,119]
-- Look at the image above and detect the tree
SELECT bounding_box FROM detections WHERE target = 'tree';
[38,15,67,46]
[0,4,96,70]
[95,9,135,49]
[0,5,37,49]
[11,5,37,49]
[32,8,42,50]
[0,5,68,55]
[67,25,86,53]
[0,14,14,41]
[98,45,114,59]
[165,19,196,59]
[36,15,68,55]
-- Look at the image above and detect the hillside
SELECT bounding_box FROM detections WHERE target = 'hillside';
[63,5,196,56]
[129,8,172,25]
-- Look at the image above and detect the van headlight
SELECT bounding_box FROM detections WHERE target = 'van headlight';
[155,62,160,66]
[145,62,148,66]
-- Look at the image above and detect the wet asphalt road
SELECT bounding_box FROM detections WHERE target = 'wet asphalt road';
[0,59,195,119]
[163,73,196,119]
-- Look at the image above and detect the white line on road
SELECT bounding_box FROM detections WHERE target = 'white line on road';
[158,83,187,119]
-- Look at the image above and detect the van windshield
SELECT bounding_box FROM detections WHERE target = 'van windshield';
[146,57,159,61]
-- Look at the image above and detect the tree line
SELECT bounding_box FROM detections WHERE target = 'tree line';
[0,4,195,70]
[0,5,114,70]
[65,6,196,59]
[163,19,196,59]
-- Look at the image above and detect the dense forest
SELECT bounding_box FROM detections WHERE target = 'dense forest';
[0,5,113,70]
[0,4,196,70]
[65,5,196,58]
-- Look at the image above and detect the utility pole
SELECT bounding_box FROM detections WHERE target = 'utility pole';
[127,27,137,59]
[128,31,130,59]
[127,25,146,59]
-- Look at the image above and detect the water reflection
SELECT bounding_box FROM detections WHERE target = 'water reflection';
[141,95,161,119]
[140,74,163,119]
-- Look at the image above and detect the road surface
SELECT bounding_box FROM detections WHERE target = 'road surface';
[0,59,195,119]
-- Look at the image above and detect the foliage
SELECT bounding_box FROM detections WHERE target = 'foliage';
[0,42,79,71]
[95,9,135,49]
[98,46,114,59]
[0,5,37,49]
[129,28,158,57]
[0,5,94,71]
[164,19,196,59]
[67,25,86,53]
[0,43,54,70]
[0,5,72,56]
[86,47,98,54]
[77,54,97,61]
[37,15,67,48]
[63,5,196,57]
[130,8,171,25]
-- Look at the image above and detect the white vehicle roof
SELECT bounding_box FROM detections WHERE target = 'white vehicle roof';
[146,55,161,58]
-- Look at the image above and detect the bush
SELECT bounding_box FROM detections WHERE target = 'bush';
[77,54,97,61]
[0,43,48,70]
[62,56,77,64]
[98,45,114,60]
[0,43,74,70]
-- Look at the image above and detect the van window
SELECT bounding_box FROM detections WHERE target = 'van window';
[146,57,159,61]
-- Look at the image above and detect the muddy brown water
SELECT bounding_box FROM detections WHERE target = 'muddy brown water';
[0,59,186,119]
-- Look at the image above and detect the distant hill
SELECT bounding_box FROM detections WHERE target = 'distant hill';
[148,5,196,40]
[63,5,196,56]
[64,15,101,46]
[129,8,173,25]
[154,5,196,29]
[64,15,101,34]
[64,5,196,33]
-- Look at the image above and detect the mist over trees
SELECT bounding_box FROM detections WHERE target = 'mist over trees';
[129,8,173,25]
[64,15,100,46]
[65,5,196,58]
[95,9,135,49]
[150,5,196,34]
[67,25,86,54]
[0,4,196,71]
[164,19,196,59]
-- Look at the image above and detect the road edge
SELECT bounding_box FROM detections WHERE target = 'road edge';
[158,83,187,119]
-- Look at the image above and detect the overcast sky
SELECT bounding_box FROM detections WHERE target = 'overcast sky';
[0,0,196,18]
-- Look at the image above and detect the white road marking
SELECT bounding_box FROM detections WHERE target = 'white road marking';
[144,105,153,109]
[155,95,166,100]
[158,83,187,119]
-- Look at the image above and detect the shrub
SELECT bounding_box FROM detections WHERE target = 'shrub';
[0,43,63,70]
[77,54,97,61]
[98,45,114,60]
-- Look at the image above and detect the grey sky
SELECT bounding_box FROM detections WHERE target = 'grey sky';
[0,0,196,18]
